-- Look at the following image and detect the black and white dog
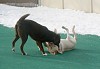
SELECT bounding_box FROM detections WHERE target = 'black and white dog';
[12,14,60,56]
[46,25,77,55]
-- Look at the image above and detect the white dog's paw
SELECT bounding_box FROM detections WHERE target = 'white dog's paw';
[43,53,47,56]
[12,48,15,52]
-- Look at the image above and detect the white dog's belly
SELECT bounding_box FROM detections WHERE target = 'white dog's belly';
[60,39,76,52]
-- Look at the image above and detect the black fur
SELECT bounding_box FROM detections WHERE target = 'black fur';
[12,14,60,55]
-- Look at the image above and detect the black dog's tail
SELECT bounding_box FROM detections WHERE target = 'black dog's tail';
[17,14,30,23]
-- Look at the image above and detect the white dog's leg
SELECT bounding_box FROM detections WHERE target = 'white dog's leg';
[72,25,77,40]
[62,26,69,39]
[62,25,76,41]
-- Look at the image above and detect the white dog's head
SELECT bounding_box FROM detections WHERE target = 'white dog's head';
[46,42,59,55]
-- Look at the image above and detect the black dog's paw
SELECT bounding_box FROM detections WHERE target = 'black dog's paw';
[42,53,47,56]
[22,52,28,55]
[12,48,15,52]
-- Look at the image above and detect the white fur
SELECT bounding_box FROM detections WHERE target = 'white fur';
[43,53,47,56]
[46,25,77,54]
[46,42,58,55]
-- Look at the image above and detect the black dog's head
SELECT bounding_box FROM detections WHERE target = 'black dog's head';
[54,34,60,47]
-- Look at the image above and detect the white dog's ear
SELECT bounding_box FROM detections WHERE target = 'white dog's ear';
[54,28,57,33]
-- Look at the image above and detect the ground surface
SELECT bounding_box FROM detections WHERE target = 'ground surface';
[0,24,100,69]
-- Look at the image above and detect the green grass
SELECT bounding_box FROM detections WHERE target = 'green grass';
[0,24,100,69]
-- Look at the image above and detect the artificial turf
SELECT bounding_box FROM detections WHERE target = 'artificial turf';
[0,24,100,69]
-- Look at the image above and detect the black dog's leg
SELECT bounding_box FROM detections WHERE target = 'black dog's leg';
[12,34,19,52]
[12,25,19,52]
[43,42,47,47]
[36,41,47,56]
[20,35,28,55]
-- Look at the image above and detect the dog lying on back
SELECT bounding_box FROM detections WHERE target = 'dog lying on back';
[46,25,77,55]
[12,14,60,56]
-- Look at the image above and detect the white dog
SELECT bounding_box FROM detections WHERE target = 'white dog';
[46,25,77,55]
